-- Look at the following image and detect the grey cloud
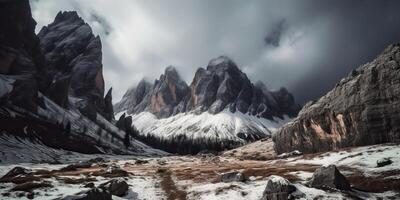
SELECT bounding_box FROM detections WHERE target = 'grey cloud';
[31,0,400,104]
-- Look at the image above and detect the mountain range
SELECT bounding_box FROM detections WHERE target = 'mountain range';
[114,56,300,153]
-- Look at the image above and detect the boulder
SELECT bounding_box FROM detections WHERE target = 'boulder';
[309,165,351,191]
[377,158,392,167]
[261,175,296,200]
[61,188,112,200]
[217,171,245,183]
[1,167,32,179]
[94,164,129,177]
[277,150,302,159]
[60,161,92,171]
[99,178,129,197]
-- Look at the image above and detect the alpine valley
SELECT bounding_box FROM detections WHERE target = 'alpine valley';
[0,1,399,200]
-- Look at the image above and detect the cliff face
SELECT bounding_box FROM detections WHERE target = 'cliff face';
[0,0,43,112]
[273,44,400,154]
[115,56,300,120]
[37,11,112,120]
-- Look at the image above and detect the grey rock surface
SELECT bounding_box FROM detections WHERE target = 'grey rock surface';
[115,56,300,120]
[309,165,351,191]
[273,44,400,154]
[261,175,296,200]
[38,11,113,120]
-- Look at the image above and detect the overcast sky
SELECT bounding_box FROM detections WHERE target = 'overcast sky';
[31,0,400,104]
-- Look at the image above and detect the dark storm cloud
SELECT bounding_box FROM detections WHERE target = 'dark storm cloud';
[31,0,400,104]
[264,19,287,47]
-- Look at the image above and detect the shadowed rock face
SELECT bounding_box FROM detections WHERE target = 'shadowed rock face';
[37,11,113,120]
[0,0,43,112]
[273,44,400,154]
[115,56,300,120]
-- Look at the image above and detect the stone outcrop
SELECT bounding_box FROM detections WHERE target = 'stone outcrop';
[115,56,300,120]
[273,44,400,154]
[309,165,351,191]
[37,11,113,120]
[261,175,297,200]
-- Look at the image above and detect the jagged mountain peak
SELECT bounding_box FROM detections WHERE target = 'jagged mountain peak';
[54,11,83,24]
[116,57,299,120]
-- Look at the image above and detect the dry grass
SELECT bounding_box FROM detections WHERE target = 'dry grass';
[157,169,187,200]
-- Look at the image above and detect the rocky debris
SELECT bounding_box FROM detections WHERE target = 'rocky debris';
[273,44,400,154]
[157,159,167,165]
[60,161,92,171]
[135,159,149,165]
[217,171,245,183]
[99,178,129,197]
[94,164,129,177]
[11,181,53,192]
[1,167,32,179]
[309,165,351,191]
[115,56,299,120]
[61,187,112,200]
[276,150,302,159]
[87,157,106,164]
[83,182,95,188]
[377,158,393,167]
[261,175,297,200]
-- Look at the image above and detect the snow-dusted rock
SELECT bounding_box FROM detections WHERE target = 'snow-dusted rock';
[261,175,296,200]
[218,171,245,183]
[61,187,112,200]
[309,165,351,191]
[377,157,392,167]
[99,178,129,197]
[1,167,32,179]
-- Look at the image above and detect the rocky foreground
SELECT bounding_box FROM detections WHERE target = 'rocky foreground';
[0,143,398,199]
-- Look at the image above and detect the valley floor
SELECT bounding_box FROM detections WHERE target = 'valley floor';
[0,143,399,199]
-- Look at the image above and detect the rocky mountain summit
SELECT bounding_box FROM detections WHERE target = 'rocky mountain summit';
[116,56,300,120]
[115,56,300,153]
[0,0,162,157]
[273,44,400,154]
[38,11,113,121]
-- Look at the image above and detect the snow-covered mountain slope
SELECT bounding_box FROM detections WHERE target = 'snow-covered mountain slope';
[0,91,166,163]
[116,109,290,154]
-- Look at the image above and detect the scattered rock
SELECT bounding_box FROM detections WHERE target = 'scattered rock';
[94,164,128,177]
[83,183,95,188]
[377,158,392,167]
[157,159,167,165]
[1,167,32,179]
[277,150,302,159]
[88,157,106,164]
[99,178,129,197]
[60,161,92,171]
[309,165,351,191]
[11,181,53,192]
[135,159,149,165]
[26,192,34,199]
[218,171,245,183]
[261,175,296,200]
[61,187,112,200]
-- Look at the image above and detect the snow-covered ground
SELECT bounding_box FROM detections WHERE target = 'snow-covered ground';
[0,143,398,199]
[117,110,291,142]
[289,143,400,177]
